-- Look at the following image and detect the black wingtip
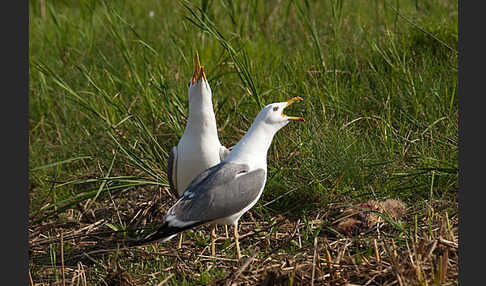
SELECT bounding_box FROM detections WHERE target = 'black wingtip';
[126,222,172,247]
[127,221,207,247]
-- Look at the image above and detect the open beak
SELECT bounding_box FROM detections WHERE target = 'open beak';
[283,96,305,121]
[191,51,206,84]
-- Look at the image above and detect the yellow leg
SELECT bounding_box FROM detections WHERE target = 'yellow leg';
[225,225,229,239]
[177,232,183,249]
[234,224,241,259]
[211,226,217,256]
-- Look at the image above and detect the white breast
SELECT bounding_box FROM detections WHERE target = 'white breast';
[176,132,222,195]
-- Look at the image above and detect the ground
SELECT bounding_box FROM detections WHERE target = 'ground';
[29,0,458,285]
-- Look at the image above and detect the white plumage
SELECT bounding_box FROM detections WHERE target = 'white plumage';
[169,52,229,197]
[137,97,305,259]
[167,52,229,250]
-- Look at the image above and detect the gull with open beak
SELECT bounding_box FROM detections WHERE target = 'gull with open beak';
[133,97,304,259]
[167,52,230,252]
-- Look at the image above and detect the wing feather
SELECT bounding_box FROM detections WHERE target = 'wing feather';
[167,162,266,225]
[219,145,231,161]
[167,146,178,197]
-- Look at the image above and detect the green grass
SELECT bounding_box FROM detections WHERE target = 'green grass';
[29,0,458,284]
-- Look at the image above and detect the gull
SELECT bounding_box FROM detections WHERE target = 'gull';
[134,97,304,259]
[168,51,230,251]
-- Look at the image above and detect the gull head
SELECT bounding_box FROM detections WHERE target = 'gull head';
[255,97,305,131]
[187,51,212,100]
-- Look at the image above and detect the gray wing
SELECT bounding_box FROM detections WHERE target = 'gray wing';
[168,162,266,223]
[219,145,231,161]
[167,146,178,197]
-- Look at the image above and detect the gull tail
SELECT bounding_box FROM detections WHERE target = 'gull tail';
[127,221,206,247]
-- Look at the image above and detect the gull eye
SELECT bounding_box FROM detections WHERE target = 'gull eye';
[272,106,279,112]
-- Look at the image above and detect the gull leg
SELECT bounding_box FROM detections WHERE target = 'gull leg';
[211,226,217,256]
[233,224,241,259]
[177,232,183,249]
[225,225,229,239]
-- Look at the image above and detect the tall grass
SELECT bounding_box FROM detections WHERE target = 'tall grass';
[29,0,458,284]
[29,0,457,223]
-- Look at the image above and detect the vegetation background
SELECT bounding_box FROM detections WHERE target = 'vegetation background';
[29,0,458,285]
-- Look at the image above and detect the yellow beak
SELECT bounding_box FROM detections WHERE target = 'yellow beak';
[192,51,206,84]
[283,97,305,121]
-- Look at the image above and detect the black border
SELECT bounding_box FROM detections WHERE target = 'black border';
[1,1,29,284]
[458,0,479,285]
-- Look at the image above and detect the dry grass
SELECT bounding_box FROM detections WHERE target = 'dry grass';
[29,1,458,284]
[29,186,458,285]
